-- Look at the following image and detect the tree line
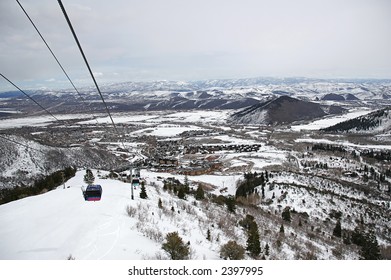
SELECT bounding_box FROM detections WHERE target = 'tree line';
[0,166,77,205]
[235,171,270,199]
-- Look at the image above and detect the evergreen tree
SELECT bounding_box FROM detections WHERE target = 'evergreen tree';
[195,185,205,200]
[177,187,186,200]
[184,175,190,193]
[265,243,270,256]
[360,230,381,260]
[225,195,236,213]
[282,207,291,222]
[239,214,256,231]
[351,227,365,246]
[280,224,285,233]
[333,220,342,238]
[140,182,148,199]
[162,232,190,260]
[246,221,261,258]
[84,169,95,185]
[158,198,163,208]
[206,228,211,241]
[220,240,245,260]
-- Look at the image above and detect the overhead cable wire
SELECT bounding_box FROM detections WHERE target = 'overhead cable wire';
[0,73,59,121]
[16,0,99,124]
[57,0,125,149]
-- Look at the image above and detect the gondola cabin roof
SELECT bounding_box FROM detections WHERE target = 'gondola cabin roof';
[86,184,102,191]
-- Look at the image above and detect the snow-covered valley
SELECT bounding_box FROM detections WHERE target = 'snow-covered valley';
[1,80,391,260]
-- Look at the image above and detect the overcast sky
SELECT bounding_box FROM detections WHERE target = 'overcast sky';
[1,0,390,92]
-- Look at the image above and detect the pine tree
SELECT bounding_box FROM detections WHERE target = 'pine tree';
[265,243,270,256]
[239,214,256,231]
[280,224,285,233]
[158,198,163,208]
[333,220,342,238]
[225,195,236,213]
[282,207,291,222]
[84,169,95,185]
[195,185,205,200]
[206,228,211,241]
[140,182,148,199]
[360,230,381,260]
[177,187,186,199]
[184,175,190,193]
[162,232,190,260]
[246,222,261,258]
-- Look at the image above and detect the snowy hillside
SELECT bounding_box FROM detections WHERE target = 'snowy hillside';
[0,170,243,260]
[0,107,390,260]
[0,135,121,189]
[322,107,391,134]
[228,96,340,125]
[0,170,160,259]
[1,165,389,260]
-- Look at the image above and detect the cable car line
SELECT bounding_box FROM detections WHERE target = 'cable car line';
[57,0,126,150]
[0,73,59,121]
[15,0,99,124]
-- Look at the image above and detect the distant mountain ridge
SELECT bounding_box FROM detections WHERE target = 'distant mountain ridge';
[0,77,390,115]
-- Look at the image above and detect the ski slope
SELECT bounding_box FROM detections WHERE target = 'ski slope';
[0,171,162,260]
[0,169,242,260]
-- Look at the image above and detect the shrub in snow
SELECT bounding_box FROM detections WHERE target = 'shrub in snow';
[162,232,190,260]
[126,205,137,217]
[220,240,245,260]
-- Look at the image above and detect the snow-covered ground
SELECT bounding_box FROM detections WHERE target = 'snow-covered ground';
[132,124,205,137]
[0,170,152,259]
[1,107,390,261]
[0,169,243,260]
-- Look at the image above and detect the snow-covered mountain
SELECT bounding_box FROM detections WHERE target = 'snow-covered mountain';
[322,107,391,134]
[228,96,345,125]
[0,135,122,189]
[1,77,390,115]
